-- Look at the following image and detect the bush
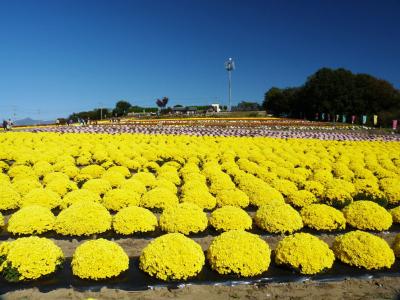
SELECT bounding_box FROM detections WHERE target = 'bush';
[107,166,131,178]
[215,189,250,208]
[120,178,147,195]
[139,233,205,281]
[209,206,252,231]
[286,190,317,208]
[45,178,77,197]
[54,201,112,236]
[324,187,353,208]
[390,206,400,224]
[60,189,101,209]
[393,234,400,258]
[255,203,303,234]
[140,187,179,210]
[159,203,207,235]
[19,188,61,209]
[12,179,42,196]
[207,230,271,276]
[82,179,112,196]
[0,237,63,281]
[180,189,217,210]
[333,231,395,269]
[8,205,55,235]
[102,189,141,211]
[132,172,157,188]
[80,165,105,179]
[101,171,126,188]
[113,206,158,235]
[0,185,20,210]
[342,200,392,231]
[71,239,129,280]
[300,204,346,231]
[275,233,335,274]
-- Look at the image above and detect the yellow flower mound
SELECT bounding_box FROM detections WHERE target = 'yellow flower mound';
[303,180,325,198]
[209,206,252,231]
[333,231,395,270]
[275,233,335,275]
[71,239,129,280]
[0,185,20,210]
[324,187,353,208]
[159,203,207,235]
[215,189,250,208]
[107,166,131,178]
[0,237,63,281]
[154,178,178,194]
[255,203,303,234]
[286,190,317,208]
[132,172,157,188]
[60,189,101,209]
[139,233,205,281]
[140,187,179,210]
[43,172,70,185]
[80,165,106,179]
[390,206,400,224]
[113,206,158,235]
[8,165,36,181]
[207,230,271,276]
[19,188,61,209]
[393,234,400,258]
[102,189,141,211]
[8,205,55,235]
[180,188,217,210]
[301,204,346,231]
[101,171,126,188]
[12,179,42,196]
[0,212,4,227]
[82,178,112,196]
[54,201,112,236]
[120,178,147,195]
[45,178,77,197]
[342,200,392,231]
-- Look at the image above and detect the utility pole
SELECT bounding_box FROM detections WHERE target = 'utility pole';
[224,58,235,112]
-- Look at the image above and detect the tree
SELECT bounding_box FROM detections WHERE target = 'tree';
[113,100,132,117]
[156,97,169,109]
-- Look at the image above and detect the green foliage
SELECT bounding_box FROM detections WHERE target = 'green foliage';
[263,68,400,126]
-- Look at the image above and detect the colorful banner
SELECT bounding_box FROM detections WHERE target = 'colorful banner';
[393,120,398,130]
[373,115,378,126]
[342,115,346,123]
[362,115,367,125]
[351,115,356,124]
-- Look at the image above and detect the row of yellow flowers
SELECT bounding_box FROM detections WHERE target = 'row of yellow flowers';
[0,230,399,282]
[1,200,400,236]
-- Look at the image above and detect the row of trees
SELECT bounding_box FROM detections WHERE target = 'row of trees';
[263,68,400,126]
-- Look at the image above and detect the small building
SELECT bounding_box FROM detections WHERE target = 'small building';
[210,104,221,112]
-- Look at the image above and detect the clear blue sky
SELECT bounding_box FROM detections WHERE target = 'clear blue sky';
[0,0,399,120]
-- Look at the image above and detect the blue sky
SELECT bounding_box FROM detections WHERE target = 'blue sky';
[0,0,399,120]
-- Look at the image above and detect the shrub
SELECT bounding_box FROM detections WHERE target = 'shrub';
[45,178,77,197]
[120,178,147,195]
[19,188,61,209]
[393,234,400,258]
[8,205,55,235]
[324,187,353,208]
[113,206,158,235]
[101,171,126,188]
[180,189,217,210]
[0,237,63,281]
[333,231,395,269]
[300,204,346,231]
[131,172,157,188]
[255,203,303,234]
[82,178,112,196]
[71,239,129,280]
[60,189,101,209]
[159,203,207,235]
[54,201,112,236]
[80,165,106,179]
[102,189,141,211]
[12,179,42,196]
[140,187,179,210]
[209,206,252,231]
[342,200,392,231]
[207,230,271,276]
[107,166,131,178]
[0,185,20,210]
[139,233,205,281]
[286,190,317,208]
[275,233,335,274]
[390,206,400,224]
[215,189,250,208]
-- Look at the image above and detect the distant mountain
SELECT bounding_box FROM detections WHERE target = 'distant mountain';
[13,118,53,126]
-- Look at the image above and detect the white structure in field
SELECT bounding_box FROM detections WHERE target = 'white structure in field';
[211,103,221,112]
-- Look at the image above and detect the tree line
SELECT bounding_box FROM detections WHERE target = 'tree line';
[263,68,400,126]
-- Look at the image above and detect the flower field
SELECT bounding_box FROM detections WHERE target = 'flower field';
[0,129,400,288]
